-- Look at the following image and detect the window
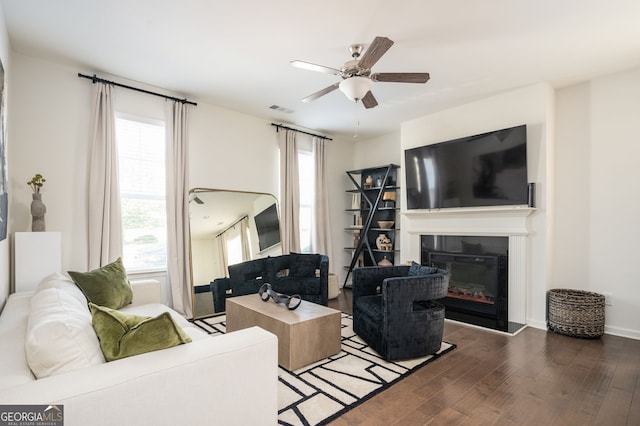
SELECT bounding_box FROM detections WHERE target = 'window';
[226,234,243,266]
[116,116,167,271]
[298,149,314,253]
[219,218,251,270]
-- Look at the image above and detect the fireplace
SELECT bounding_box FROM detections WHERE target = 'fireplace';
[421,235,516,332]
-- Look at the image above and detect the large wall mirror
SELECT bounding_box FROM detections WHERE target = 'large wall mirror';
[189,188,282,318]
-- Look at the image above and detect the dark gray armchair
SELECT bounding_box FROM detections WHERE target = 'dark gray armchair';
[352,263,449,361]
[210,253,329,312]
[210,258,268,313]
[266,253,329,306]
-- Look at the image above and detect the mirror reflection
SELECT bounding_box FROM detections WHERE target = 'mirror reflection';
[189,188,282,318]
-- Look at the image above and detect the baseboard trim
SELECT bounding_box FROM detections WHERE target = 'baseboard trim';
[528,319,640,341]
[526,319,547,331]
[453,317,640,341]
[604,325,640,340]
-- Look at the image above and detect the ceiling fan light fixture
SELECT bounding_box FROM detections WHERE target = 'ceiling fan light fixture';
[339,76,372,102]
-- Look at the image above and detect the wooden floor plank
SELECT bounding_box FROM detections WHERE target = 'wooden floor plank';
[629,373,640,424]
[596,386,633,425]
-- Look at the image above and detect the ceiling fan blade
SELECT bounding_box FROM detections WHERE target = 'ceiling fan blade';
[361,91,378,109]
[372,72,431,83]
[358,36,394,70]
[290,60,341,75]
[301,83,340,103]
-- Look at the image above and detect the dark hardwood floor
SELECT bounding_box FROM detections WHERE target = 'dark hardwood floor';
[328,289,640,425]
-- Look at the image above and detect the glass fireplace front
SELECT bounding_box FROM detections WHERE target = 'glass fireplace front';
[421,235,509,331]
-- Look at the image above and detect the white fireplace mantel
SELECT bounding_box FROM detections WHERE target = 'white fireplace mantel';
[401,206,535,329]
[402,206,535,236]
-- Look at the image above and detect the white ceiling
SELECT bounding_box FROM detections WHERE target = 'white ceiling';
[3,0,640,139]
[189,189,276,239]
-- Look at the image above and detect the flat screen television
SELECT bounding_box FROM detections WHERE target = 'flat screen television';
[254,203,281,251]
[405,124,528,209]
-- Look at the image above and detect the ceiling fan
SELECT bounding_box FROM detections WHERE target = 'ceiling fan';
[291,36,430,109]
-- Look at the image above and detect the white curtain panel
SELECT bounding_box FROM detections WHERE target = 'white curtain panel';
[87,82,123,270]
[278,129,301,254]
[165,101,192,318]
[240,216,252,261]
[216,232,229,276]
[312,137,333,269]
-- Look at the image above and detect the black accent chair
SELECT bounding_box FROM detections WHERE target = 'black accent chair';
[210,258,268,313]
[352,263,449,361]
[266,253,329,306]
[210,253,329,312]
[210,278,230,313]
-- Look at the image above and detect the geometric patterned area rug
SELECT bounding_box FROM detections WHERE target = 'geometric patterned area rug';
[193,313,456,426]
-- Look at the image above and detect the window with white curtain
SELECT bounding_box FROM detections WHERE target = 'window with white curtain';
[226,234,243,266]
[298,148,314,253]
[116,115,167,271]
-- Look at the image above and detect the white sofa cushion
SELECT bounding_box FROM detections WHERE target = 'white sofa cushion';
[0,293,36,390]
[37,272,88,304]
[25,277,105,379]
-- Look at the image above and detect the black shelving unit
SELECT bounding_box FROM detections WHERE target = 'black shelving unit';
[343,164,400,287]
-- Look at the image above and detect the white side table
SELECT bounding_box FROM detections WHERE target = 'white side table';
[14,231,62,293]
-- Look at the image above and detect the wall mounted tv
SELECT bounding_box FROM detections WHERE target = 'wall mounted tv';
[254,203,281,251]
[405,124,528,209]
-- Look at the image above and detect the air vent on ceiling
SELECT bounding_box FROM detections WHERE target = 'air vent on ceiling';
[269,105,294,114]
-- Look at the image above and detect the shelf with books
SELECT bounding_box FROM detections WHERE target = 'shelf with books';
[343,164,399,287]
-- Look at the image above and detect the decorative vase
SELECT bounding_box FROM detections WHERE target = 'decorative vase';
[353,230,360,248]
[351,193,361,209]
[377,255,393,267]
[376,233,392,251]
[364,175,374,188]
[31,193,46,232]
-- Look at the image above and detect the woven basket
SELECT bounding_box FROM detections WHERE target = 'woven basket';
[547,289,605,338]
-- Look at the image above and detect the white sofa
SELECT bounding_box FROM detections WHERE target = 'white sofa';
[0,274,278,426]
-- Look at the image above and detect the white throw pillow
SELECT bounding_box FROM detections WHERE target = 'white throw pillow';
[25,285,105,379]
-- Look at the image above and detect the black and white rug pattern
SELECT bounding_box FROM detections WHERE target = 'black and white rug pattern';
[193,313,456,426]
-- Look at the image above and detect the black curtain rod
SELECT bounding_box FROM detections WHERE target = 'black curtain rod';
[216,215,248,238]
[271,123,332,141]
[78,73,197,106]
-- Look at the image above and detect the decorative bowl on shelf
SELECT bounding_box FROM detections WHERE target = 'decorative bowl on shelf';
[377,220,395,229]
[382,191,396,202]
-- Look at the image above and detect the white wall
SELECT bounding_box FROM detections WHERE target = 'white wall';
[324,134,355,282]
[0,4,11,308]
[399,83,554,330]
[7,51,355,305]
[553,85,591,289]
[353,131,401,169]
[554,67,640,338]
[9,54,92,272]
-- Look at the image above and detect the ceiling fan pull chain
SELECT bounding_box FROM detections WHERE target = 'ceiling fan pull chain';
[353,100,359,139]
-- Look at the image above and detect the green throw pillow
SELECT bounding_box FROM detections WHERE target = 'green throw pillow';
[68,258,133,309]
[89,303,192,362]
